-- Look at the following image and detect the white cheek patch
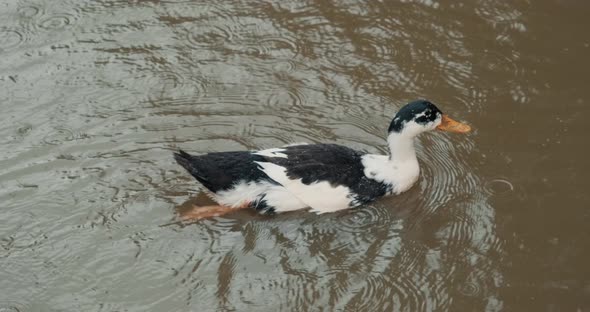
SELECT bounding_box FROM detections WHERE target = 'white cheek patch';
[432,115,442,130]
[400,121,425,136]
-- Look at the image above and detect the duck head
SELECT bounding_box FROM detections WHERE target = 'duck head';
[386,100,471,163]
[388,100,471,137]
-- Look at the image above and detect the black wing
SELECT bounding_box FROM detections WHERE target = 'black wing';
[173,149,273,193]
[263,144,389,204]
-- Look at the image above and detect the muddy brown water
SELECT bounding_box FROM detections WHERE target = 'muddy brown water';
[1,0,589,311]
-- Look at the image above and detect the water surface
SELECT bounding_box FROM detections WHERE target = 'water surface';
[1,0,589,311]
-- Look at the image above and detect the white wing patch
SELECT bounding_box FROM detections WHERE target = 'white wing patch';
[255,161,354,214]
[253,148,288,158]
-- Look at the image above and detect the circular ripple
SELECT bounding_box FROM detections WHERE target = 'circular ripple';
[343,275,391,310]
[338,206,392,234]
[265,87,303,111]
[0,28,24,51]
[325,41,366,69]
[42,127,75,145]
[484,179,514,196]
[457,280,481,297]
[343,272,426,311]
[186,24,232,48]
[254,37,299,60]
[17,4,42,18]
[38,13,74,30]
[359,25,398,59]
[15,123,33,138]
[83,89,141,118]
[271,60,297,73]
[148,70,184,90]
[134,70,208,107]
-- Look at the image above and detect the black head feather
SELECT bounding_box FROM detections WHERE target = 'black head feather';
[388,100,443,133]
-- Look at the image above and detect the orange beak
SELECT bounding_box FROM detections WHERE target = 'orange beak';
[436,114,471,133]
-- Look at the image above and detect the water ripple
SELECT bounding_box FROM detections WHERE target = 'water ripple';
[0,28,25,51]
[475,1,527,26]
[484,178,514,196]
[254,37,299,60]
[457,279,481,297]
[264,85,306,111]
[270,60,297,73]
[343,275,391,310]
[0,301,26,312]
[83,89,141,118]
[324,33,394,70]
[0,0,510,310]
[337,206,392,234]
[186,23,232,48]
[418,135,473,209]
[324,41,365,69]
[390,272,426,311]
[446,209,476,249]
[17,4,43,19]
[37,13,76,30]
[481,49,520,77]
[147,71,207,103]
[42,127,75,145]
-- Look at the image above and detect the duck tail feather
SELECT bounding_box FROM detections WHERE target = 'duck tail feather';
[173,149,201,177]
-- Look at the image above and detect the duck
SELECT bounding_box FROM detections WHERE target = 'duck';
[173,100,471,220]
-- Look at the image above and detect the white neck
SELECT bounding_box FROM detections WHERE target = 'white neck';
[360,131,420,194]
[387,132,417,163]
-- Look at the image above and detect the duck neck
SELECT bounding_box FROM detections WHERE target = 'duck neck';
[387,132,417,164]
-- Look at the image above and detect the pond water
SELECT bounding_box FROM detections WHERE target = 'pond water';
[1,0,589,311]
